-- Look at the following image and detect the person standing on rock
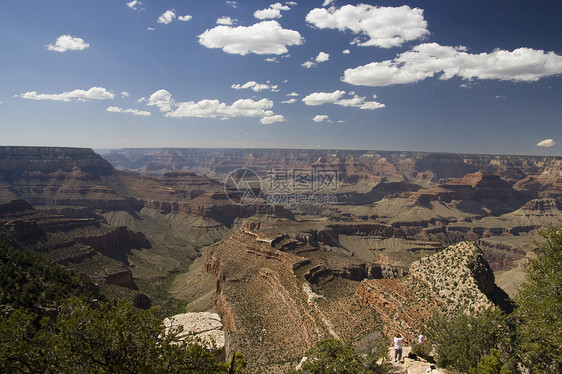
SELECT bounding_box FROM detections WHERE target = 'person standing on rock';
[394,333,404,363]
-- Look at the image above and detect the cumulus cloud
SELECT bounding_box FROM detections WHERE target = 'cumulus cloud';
[302,90,384,110]
[343,43,562,87]
[231,81,279,92]
[265,57,279,63]
[126,0,141,10]
[147,89,175,112]
[302,51,330,68]
[322,0,334,7]
[287,92,299,97]
[158,10,176,24]
[20,87,114,102]
[260,114,285,124]
[198,20,303,55]
[217,16,236,25]
[178,14,192,22]
[313,115,330,122]
[342,49,350,54]
[306,4,429,48]
[537,139,556,147]
[281,98,297,104]
[254,3,291,20]
[146,89,283,123]
[106,106,151,116]
[121,91,130,97]
[302,90,345,105]
[47,35,89,52]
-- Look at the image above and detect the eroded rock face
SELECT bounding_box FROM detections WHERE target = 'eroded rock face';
[356,241,512,342]
[202,230,381,372]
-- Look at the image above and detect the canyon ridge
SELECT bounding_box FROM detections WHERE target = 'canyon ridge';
[1,146,560,372]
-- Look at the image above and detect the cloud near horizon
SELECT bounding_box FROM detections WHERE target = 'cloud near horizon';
[306,4,429,48]
[146,89,285,124]
[47,35,89,52]
[537,139,556,147]
[198,20,303,55]
[343,43,562,87]
[20,87,114,101]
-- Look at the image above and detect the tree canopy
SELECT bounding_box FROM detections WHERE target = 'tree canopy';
[515,226,562,373]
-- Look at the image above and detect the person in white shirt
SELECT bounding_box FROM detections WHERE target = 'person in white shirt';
[394,334,404,362]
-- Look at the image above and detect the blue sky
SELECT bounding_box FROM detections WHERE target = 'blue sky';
[1,0,561,155]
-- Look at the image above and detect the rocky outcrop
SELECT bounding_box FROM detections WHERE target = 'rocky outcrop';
[357,241,512,341]
[74,226,150,262]
[163,312,225,350]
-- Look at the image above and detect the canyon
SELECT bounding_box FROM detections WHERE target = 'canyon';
[0,146,560,372]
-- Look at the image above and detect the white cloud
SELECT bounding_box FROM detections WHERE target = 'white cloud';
[126,0,141,10]
[265,57,279,63]
[106,106,151,116]
[322,0,335,7]
[281,98,297,104]
[217,16,236,25]
[302,51,330,68]
[261,114,285,124]
[137,97,146,103]
[231,81,279,92]
[121,91,130,97]
[286,1,298,6]
[20,87,114,102]
[198,20,303,55]
[302,90,384,110]
[316,51,330,62]
[146,89,283,123]
[226,1,237,8]
[147,89,175,112]
[342,49,350,54]
[47,35,89,52]
[178,14,192,22]
[158,10,176,24]
[343,43,562,87]
[537,139,556,147]
[313,114,330,122]
[254,3,291,20]
[306,4,429,48]
[302,90,345,105]
[147,27,155,31]
[167,98,276,119]
[287,92,299,97]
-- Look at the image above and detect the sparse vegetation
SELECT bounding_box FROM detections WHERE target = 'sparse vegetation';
[426,306,511,373]
[290,337,390,374]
